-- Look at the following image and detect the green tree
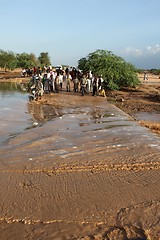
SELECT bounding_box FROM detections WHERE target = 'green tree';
[78,57,88,72]
[38,52,51,67]
[16,52,39,69]
[28,53,38,67]
[7,52,17,70]
[78,49,140,90]
[0,50,17,71]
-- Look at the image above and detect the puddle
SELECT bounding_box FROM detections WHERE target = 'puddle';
[133,112,160,123]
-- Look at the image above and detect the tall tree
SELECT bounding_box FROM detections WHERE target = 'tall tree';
[38,52,51,67]
[29,53,38,67]
[78,57,88,72]
[0,50,17,71]
[16,52,33,69]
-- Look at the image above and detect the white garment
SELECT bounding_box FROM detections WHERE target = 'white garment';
[59,74,63,83]
[47,72,50,79]
[87,78,91,92]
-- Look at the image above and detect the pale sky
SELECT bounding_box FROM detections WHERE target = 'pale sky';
[1,0,160,69]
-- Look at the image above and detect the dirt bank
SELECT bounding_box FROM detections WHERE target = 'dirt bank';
[106,83,160,135]
[112,73,160,135]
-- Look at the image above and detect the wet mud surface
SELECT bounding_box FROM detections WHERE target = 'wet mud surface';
[0,91,33,145]
[108,84,160,135]
[0,91,160,239]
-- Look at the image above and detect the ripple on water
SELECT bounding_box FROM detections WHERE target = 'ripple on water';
[0,91,33,145]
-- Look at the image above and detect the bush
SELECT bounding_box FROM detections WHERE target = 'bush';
[78,49,140,90]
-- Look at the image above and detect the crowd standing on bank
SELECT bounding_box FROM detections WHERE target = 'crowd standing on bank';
[26,66,106,101]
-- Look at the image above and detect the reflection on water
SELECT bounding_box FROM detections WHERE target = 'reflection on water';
[0,82,63,145]
[28,104,46,122]
[0,82,25,92]
[0,82,32,145]
[27,104,62,124]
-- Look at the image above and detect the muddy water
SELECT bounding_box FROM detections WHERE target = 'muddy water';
[1,92,159,170]
[0,91,160,239]
[0,84,34,145]
[0,83,59,146]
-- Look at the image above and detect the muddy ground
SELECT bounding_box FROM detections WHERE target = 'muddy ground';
[106,84,160,135]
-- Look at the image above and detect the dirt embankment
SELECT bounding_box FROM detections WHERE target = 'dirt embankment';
[0,69,21,78]
[106,84,160,135]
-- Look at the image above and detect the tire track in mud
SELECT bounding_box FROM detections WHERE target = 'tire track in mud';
[0,166,159,239]
[0,161,160,174]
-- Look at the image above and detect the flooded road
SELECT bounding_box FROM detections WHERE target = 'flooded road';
[0,90,160,239]
[1,92,159,169]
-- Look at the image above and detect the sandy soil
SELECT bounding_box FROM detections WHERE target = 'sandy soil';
[0,72,160,239]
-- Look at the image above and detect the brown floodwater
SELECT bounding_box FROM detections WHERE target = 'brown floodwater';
[0,91,159,171]
[0,90,33,145]
[0,86,60,146]
[0,89,160,239]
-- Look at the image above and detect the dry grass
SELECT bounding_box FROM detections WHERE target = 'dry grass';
[139,120,160,134]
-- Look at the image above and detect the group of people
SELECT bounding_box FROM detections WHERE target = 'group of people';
[28,66,106,101]
[78,72,106,96]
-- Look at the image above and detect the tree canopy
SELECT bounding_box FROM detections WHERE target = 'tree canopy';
[38,52,51,67]
[0,50,17,71]
[78,49,140,90]
[0,50,51,71]
[16,52,39,69]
